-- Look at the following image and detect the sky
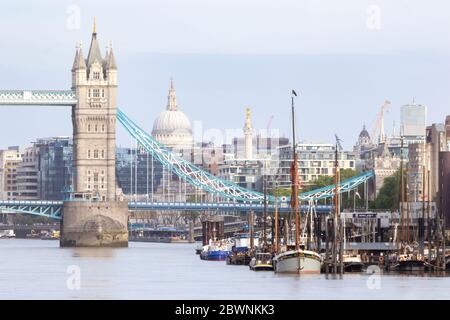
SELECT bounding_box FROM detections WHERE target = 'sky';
[0,0,449,149]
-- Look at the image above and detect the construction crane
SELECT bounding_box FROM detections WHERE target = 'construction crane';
[370,100,391,144]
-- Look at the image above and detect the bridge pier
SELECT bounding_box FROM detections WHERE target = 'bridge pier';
[60,201,128,247]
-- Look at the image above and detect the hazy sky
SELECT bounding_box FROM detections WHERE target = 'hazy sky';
[0,0,449,149]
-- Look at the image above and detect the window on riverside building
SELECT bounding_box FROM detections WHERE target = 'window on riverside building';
[94,150,99,159]
[93,89,100,98]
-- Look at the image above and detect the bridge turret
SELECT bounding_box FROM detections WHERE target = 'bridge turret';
[105,43,118,86]
[71,44,87,89]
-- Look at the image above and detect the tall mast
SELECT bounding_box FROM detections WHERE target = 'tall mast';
[263,172,267,249]
[333,134,343,275]
[400,137,405,246]
[290,90,300,251]
[427,169,431,264]
[274,181,279,254]
[406,165,410,243]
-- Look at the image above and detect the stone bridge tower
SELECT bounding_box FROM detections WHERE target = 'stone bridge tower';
[71,22,117,201]
[61,22,128,247]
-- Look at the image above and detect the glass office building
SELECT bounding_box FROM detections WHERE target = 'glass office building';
[35,137,73,200]
[401,104,427,137]
[116,147,163,196]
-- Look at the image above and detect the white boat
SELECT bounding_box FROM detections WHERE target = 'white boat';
[0,229,16,239]
[273,249,322,274]
[343,254,365,272]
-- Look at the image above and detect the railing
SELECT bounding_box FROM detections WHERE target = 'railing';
[0,90,76,106]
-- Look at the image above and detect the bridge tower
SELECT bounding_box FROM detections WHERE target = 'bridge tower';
[61,22,128,247]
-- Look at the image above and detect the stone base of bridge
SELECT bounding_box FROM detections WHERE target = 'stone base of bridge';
[60,200,129,247]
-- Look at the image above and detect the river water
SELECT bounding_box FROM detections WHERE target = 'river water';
[0,239,449,299]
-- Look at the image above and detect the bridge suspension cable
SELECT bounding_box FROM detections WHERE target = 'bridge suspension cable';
[116,108,374,203]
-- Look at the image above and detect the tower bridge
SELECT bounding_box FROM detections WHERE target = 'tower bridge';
[0,24,374,247]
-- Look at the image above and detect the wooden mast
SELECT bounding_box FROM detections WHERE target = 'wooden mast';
[406,165,410,244]
[274,186,279,254]
[400,137,405,247]
[427,169,432,265]
[290,90,300,251]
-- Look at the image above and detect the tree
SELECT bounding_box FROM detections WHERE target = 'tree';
[302,169,359,192]
[13,213,54,225]
[371,170,401,210]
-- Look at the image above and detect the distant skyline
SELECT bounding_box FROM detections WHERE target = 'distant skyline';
[0,0,449,149]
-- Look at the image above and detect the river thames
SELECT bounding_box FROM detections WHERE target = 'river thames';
[0,239,449,300]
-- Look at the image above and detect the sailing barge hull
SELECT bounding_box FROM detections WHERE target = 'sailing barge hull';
[274,250,322,274]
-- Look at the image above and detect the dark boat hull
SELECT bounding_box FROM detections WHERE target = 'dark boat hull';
[344,262,365,273]
[226,254,251,265]
[392,260,425,272]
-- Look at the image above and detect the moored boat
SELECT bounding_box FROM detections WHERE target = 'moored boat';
[391,253,425,272]
[226,233,259,265]
[0,229,15,239]
[41,230,60,240]
[200,239,232,261]
[227,252,252,265]
[343,254,365,272]
[249,252,274,271]
[273,249,322,274]
[195,244,203,255]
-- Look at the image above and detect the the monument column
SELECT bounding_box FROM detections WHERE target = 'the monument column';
[60,22,128,247]
[244,108,253,159]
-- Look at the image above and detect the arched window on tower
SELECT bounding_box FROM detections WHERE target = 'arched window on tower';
[94,150,99,159]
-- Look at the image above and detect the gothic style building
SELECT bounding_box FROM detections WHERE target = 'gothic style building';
[61,22,128,247]
[71,22,118,202]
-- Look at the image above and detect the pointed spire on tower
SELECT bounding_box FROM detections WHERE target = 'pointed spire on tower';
[381,140,390,158]
[106,42,117,70]
[71,44,79,72]
[166,78,178,111]
[86,18,103,67]
[72,42,86,71]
